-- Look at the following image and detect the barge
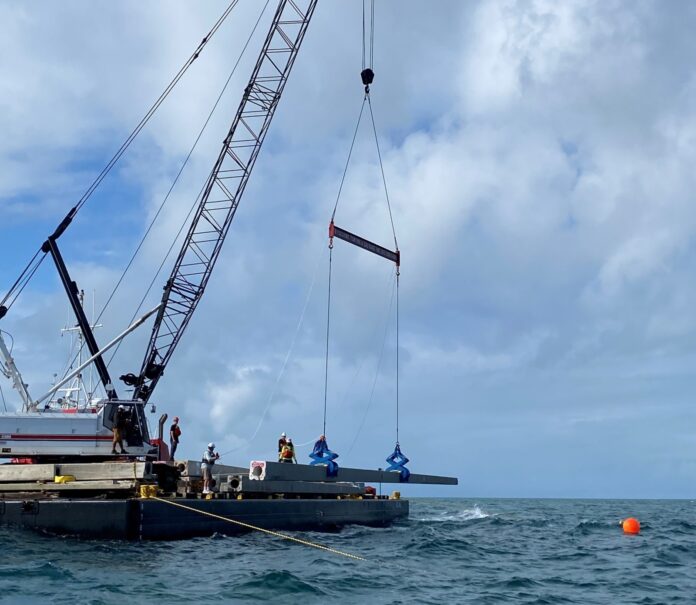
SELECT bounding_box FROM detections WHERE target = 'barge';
[0,460,455,540]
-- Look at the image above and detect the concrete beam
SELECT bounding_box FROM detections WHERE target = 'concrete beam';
[0,464,56,482]
[224,476,365,495]
[251,461,458,485]
[57,462,151,481]
[0,479,138,492]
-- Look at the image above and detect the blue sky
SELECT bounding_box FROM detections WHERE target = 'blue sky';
[2,0,696,498]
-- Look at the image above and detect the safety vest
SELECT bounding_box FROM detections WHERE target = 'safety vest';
[281,445,293,459]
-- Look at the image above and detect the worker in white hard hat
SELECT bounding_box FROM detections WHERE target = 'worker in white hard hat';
[201,442,220,494]
[278,432,288,461]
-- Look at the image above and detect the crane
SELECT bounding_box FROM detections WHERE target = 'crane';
[0,0,318,460]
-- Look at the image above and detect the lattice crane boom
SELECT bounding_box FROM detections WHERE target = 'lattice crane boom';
[127,0,318,402]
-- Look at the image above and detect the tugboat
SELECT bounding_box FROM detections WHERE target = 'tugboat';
[0,0,456,540]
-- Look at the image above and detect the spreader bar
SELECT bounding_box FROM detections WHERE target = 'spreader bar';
[329,221,400,266]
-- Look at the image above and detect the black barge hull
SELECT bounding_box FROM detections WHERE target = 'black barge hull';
[0,497,408,540]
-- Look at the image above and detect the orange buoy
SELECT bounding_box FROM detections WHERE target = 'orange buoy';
[622,517,640,534]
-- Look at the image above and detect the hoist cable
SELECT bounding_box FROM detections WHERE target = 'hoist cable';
[345,267,397,457]
[361,0,375,70]
[322,246,333,437]
[330,97,367,222]
[370,0,375,68]
[396,271,400,444]
[0,248,43,310]
[361,0,366,71]
[97,0,270,332]
[367,95,398,250]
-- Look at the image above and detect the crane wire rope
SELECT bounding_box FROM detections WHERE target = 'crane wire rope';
[0,253,47,315]
[322,245,333,437]
[288,260,394,452]
[330,98,367,223]
[321,93,371,438]
[361,0,375,72]
[363,5,402,445]
[345,266,396,457]
[365,97,402,444]
[325,0,402,447]
[0,249,43,312]
[0,0,240,316]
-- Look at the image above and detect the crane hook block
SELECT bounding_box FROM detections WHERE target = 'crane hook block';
[361,68,374,87]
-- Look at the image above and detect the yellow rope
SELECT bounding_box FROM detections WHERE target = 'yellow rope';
[150,496,365,561]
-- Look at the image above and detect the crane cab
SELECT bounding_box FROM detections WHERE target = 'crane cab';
[0,400,155,462]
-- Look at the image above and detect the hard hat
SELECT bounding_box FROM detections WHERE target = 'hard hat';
[208,442,215,449]
[287,438,292,443]
[118,405,125,410]
[173,416,179,422]
[281,432,286,438]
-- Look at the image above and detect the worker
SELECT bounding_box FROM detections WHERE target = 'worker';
[201,442,220,494]
[286,437,297,463]
[278,432,288,461]
[280,438,297,464]
[169,416,182,461]
[111,405,128,455]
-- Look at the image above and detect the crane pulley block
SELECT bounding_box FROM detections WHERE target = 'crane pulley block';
[329,221,400,267]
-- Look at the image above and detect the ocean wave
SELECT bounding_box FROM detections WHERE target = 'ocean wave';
[403,534,477,556]
[669,519,696,533]
[493,575,544,589]
[571,519,618,535]
[416,504,490,522]
[234,570,327,597]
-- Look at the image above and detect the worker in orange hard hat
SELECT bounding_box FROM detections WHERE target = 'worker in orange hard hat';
[169,416,182,461]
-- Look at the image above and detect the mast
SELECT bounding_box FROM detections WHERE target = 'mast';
[59,290,102,407]
[127,0,319,402]
[42,234,118,399]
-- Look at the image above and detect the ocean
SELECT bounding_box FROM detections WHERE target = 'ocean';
[1,498,695,604]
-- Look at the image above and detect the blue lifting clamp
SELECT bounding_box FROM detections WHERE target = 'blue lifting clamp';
[309,435,339,477]
[386,442,410,482]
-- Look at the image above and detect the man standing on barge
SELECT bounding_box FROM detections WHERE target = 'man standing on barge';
[201,442,219,494]
[111,405,128,455]
[169,416,181,461]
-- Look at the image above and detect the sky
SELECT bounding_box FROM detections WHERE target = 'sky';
[2,0,696,498]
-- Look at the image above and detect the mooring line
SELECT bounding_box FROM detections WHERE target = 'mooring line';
[150,496,365,561]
